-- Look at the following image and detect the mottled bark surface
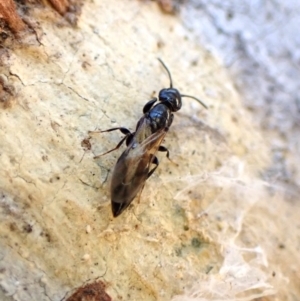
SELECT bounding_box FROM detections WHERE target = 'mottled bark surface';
[0,1,299,301]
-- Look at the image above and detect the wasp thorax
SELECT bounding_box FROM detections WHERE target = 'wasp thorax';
[158,88,182,112]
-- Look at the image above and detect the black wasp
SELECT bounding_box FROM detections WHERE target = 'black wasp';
[91,59,207,217]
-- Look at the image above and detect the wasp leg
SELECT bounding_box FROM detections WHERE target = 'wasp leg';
[89,127,131,135]
[158,145,170,159]
[125,132,134,146]
[93,130,134,158]
[94,136,126,158]
[147,156,159,179]
[158,145,178,166]
[143,98,157,114]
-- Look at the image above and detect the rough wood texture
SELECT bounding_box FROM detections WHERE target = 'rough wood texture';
[0,0,26,33]
[0,1,299,301]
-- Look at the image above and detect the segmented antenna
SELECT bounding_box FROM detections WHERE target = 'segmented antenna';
[158,58,173,88]
[181,94,207,109]
[158,58,208,109]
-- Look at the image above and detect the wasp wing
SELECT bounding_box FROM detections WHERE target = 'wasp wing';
[110,117,167,217]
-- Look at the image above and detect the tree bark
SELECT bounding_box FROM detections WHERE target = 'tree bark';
[0,1,299,300]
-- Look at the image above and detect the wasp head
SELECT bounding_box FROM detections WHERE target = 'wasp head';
[158,88,182,112]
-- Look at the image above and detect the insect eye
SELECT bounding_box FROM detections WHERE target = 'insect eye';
[159,88,182,111]
[158,88,169,101]
[159,88,178,101]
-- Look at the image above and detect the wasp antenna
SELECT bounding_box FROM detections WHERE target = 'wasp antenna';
[181,94,208,109]
[157,58,173,88]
